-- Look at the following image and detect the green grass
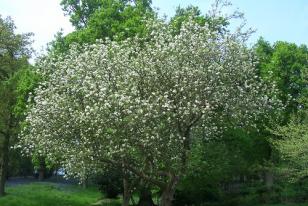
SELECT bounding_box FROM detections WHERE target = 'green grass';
[260,204,308,206]
[0,182,111,206]
[6,183,308,206]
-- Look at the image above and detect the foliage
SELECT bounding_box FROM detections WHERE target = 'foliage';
[266,39,308,181]
[0,15,32,81]
[60,0,152,29]
[173,127,274,206]
[51,0,154,53]
[60,0,102,29]
[169,3,232,35]
[254,38,308,117]
[7,150,33,177]
[6,67,42,179]
[0,15,35,195]
[1,67,40,159]
[272,110,308,181]
[0,14,34,138]
[252,39,308,205]
[96,166,123,199]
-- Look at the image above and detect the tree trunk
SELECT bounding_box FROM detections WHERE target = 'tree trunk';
[38,161,45,181]
[0,134,9,197]
[138,187,155,206]
[160,190,174,206]
[38,170,44,181]
[123,176,131,206]
[160,175,179,206]
[265,170,273,189]
[82,180,87,189]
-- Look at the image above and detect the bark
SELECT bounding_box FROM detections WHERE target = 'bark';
[138,187,155,206]
[82,173,89,189]
[38,170,44,181]
[123,177,131,206]
[160,175,179,206]
[38,159,45,181]
[82,180,87,189]
[160,191,174,206]
[264,170,274,189]
[0,133,9,196]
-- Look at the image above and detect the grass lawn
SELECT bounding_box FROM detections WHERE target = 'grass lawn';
[2,183,308,206]
[0,182,117,206]
[260,204,308,206]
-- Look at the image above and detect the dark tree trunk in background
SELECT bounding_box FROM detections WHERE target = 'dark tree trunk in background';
[265,171,274,189]
[82,176,89,189]
[38,158,46,181]
[0,134,10,196]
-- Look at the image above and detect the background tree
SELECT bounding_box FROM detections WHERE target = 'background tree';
[169,5,230,35]
[0,15,36,196]
[241,38,308,204]
[273,63,308,181]
[60,0,102,29]
[255,39,308,118]
[0,67,39,196]
[0,16,32,80]
[51,0,154,53]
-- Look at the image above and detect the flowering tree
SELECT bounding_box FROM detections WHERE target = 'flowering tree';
[20,14,278,206]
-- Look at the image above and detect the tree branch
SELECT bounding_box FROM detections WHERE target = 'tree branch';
[99,158,166,189]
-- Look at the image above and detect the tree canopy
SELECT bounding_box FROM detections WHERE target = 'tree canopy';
[0,16,32,80]
[51,0,154,53]
[255,38,308,116]
[19,11,281,205]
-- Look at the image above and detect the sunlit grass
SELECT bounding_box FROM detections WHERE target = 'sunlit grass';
[0,182,105,206]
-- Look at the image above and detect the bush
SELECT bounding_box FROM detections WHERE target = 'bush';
[173,183,221,206]
[96,167,123,199]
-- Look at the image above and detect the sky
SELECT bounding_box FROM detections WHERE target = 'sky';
[0,0,307,59]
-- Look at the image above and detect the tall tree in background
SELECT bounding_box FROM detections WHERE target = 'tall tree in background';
[169,5,231,35]
[51,0,154,53]
[0,16,32,80]
[253,38,308,196]
[61,0,152,29]
[271,45,308,181]
[255,38,308,118]
[0,15,35,196]
[61,0,102,29]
